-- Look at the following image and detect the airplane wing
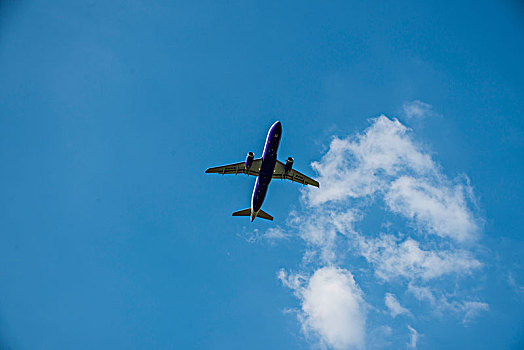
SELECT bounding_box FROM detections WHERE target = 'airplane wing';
[272,160,320,187]
[205,158,262,176]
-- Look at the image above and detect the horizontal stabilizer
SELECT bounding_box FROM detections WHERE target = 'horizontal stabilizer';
[232,208,251,217]
[257,209,273,221]
[231,208,274,221]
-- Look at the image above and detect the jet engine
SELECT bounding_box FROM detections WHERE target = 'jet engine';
[245,152,255,170]
[284,157,294,174]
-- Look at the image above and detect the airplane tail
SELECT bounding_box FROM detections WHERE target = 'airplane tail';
[232,208,273,221]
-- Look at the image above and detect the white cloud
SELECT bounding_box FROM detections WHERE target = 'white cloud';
[407,325,419,348]
[280,267,366,350]
[461,301,489,324]
[366,326,393,349]
[407,284,489,323]
[507,272,524,296]
[287,208,360,264]
[305,115,478,243]
[385,176,478,242]
[272,115,486,347]
[406,284,437,305]
[307,116,436,206]
[265,226,290,240]
[239,226,289,244]
[402,100,435,120]
[358,234,482,281]
[278,269,305,291]
[385,293,410,318]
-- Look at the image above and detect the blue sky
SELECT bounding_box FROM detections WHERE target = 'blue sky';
[1,0,523,349]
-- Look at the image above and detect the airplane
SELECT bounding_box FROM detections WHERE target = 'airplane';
[205,121,319,222]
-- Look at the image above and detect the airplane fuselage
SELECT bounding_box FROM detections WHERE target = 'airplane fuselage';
[250,121,282,221]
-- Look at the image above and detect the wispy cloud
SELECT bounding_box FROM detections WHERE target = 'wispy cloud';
[402,100,435,120]
[280,267,366,350]
[385,176,478,242]
[407,325,419,348]
[507,272,524,296]
[358,234,482,281]
[286,208,361,264]
[239,226,290,244]
[385,293,411,318]
[461,301,490,325]
[407,284,489,324]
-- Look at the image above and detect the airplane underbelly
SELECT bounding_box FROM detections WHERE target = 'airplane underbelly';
[252,181,267,211]
[252,161,275,211]
[252,130,280,212]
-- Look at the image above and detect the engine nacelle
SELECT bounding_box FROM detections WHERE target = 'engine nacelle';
[284,157,294,174]
[245,152,255,170]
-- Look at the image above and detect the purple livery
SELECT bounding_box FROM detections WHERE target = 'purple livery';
[205,121,319,221]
